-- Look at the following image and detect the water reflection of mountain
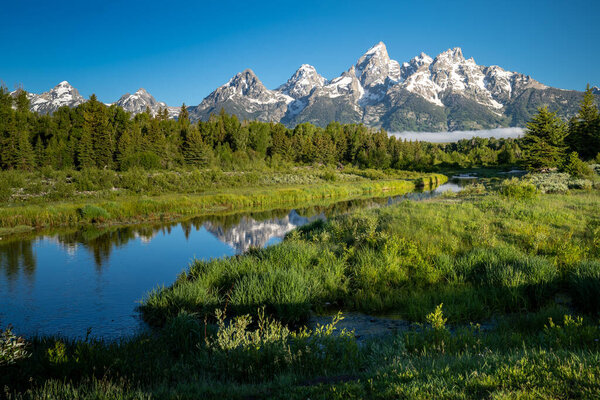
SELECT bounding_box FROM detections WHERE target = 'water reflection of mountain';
[203,210,324,253]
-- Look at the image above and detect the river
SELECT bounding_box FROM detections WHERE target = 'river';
[0,180,470,339]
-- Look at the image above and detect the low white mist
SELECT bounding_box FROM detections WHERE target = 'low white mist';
[389,127,524,143]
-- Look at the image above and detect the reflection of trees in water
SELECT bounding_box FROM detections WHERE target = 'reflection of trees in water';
[56,227,140,270]
[0,239,36,283]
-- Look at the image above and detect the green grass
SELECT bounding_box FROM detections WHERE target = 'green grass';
[3,177,600,398]
[141,187,600,326]
[0,168,446,234]
[3,304,600,399]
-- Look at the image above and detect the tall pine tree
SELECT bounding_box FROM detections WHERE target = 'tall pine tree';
[567,84,600,160]
[522,107,568,171]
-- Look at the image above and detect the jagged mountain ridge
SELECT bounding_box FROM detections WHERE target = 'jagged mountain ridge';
[12,82,178,118]
[190,42,590,131]
[13,42,594,131]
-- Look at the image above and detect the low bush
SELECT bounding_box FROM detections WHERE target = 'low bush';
[0,326,29,366]
[527,173,570,193]
[543,314,600,349]
[204,308,358,382]
[498,177,538,200]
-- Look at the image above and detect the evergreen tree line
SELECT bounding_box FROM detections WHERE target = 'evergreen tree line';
[0,84,597,173]
[521,85,600,173]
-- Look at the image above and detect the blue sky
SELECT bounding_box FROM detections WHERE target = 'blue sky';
[1,0,597,105]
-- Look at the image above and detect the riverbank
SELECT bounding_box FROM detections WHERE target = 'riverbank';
[140,186,600,326]
[2,181,600,399]
[0,168,447,237]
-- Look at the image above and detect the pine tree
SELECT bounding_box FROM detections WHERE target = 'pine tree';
[178,103,189,127]
[77,124,95,169]
[11,89,35,170]
[567,84,600,160]
[184,126,212,167]
[82,94,113,169]
[521,107,568,171]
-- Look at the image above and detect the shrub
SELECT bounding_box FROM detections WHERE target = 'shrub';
[527,173,570,194]
[543,314,600,349]
[0,326,29,366]
[498,177,538,200]
[405,303,451,353]
[120,151,162,171]
[320,169,337,182]
[563,152,593,178]
[203,308,358,381]
[329,212,378,246]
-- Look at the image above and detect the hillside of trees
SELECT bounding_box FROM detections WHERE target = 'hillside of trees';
[1,85,598,173]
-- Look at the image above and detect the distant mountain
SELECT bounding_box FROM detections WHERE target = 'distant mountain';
[113,88,179,118]
[15,82,178,118]
[188,69,293,123]
[13,81,86,115]
[12,42,595,131]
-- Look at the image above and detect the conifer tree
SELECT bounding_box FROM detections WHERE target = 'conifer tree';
[178,103,189,127]
[11,90,35,170]
[82,94,112,169]
[521,106,568,171]
[77,125,95,169]
[184,126,212,167]
[567,84,600,159]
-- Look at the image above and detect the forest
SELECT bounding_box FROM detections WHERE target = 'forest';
[0,86,526,172]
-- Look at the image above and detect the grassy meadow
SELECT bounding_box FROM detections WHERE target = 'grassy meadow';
[2,172,600,399]
[0,167,445,236]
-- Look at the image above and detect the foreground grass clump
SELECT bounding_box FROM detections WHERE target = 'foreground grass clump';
[142,188,600,325]
[141,240,347,326]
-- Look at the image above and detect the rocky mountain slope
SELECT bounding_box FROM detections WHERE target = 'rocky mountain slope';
[13,42,593,131]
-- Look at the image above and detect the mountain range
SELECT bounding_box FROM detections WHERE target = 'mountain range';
[11,42,597,132]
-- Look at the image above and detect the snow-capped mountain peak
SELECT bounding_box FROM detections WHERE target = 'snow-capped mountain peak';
[189,68,293,123]
[435,47,465,63]
[212,69,292,104]
[277,64,326,99]
[355,41,401,87]
[24,81,86,114]
[115,87,173,116]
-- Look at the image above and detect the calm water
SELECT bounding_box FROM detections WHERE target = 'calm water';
[0,182,468,340]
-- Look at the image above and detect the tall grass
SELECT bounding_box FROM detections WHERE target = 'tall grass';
[0,170,446,233]
[142,189,600,325]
